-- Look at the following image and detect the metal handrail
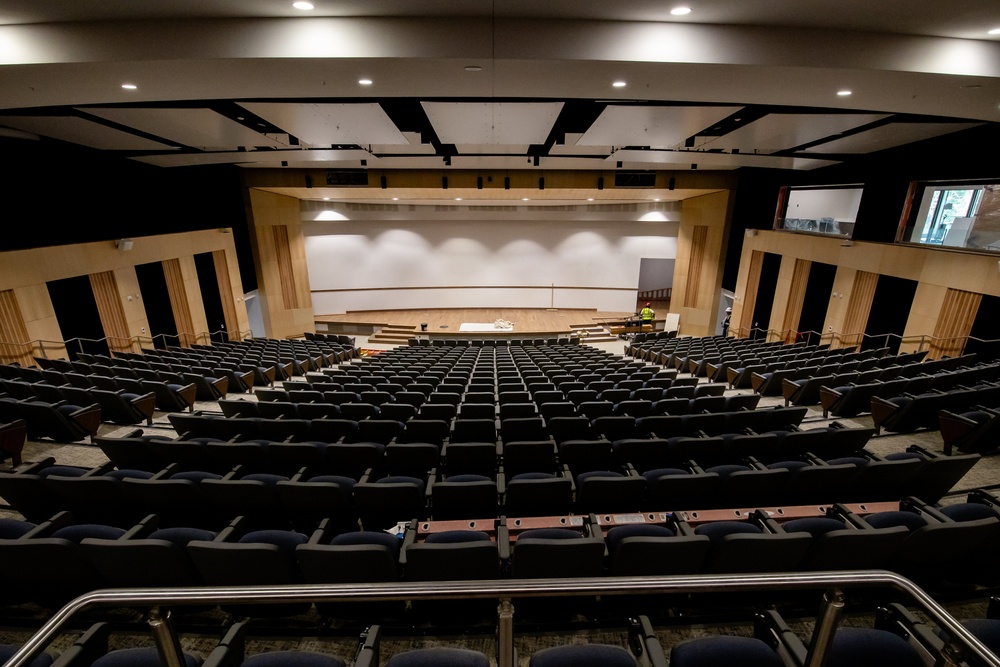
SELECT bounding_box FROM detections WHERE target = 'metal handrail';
[0,329,255,363]
[6,571,1000,667]
[729,326,1000,356]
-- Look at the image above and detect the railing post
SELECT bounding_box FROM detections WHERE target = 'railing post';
[148,607,186,667]
[497,598,515,667]
[804,589,845,667]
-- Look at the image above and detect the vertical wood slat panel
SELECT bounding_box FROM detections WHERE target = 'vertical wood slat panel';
[271,225,299,310]
[163,258,195,347]
[737,251,764,337]
[682,225,708,308]
[0,289,34,366]
[840,270,879,349]
[89,271,134,354]
[929,288,982,359]
[781,259,812,343]
[213,250,240,341]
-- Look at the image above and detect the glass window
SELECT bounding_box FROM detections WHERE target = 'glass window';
[775,185,861,238]
[905,182,993,249]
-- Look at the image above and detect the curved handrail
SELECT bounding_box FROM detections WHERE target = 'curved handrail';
[6,571,1000,667]
[0,329,255,363]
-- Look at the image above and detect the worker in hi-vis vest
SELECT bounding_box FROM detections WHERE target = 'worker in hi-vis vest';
[639,302,655,326]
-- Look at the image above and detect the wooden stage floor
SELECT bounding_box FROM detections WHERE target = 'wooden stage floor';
[315,308,637,335]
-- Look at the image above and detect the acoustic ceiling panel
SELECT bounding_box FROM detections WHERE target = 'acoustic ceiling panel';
[371,132,436,155]
[239,102,408,147]
[550,133,612,156]
[610,149,837,170]
[576,106,741,149]
[695,112,889,153]
[0,115,174,150]
[421,102,564,145]
[802,121,983,154]
[82,107,289,151]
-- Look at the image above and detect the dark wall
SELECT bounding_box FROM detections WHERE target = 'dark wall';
[797,261,837,345]
[0,135,256,293]
[135,261,179,349]
[965,294,1000,363]
[46,275,108,359]
[863,274,919,353]
[749,252,783,339]
[194,252,228,343]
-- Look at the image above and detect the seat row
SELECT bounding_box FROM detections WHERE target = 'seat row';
[3,493,999,611]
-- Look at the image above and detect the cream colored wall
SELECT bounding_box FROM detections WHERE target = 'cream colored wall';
[247,189,316,339]
[0,229,248,358]
[734,230,1000,347]
[672,190,734,337]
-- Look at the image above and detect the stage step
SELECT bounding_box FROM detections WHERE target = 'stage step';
[367,324,418,344]
[570,323,617,343]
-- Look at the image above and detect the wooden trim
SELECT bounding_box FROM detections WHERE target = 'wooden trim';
[896,181,919,244]
[929,288,982,360]
[311,285,639,294]
[683,225,708,308]
[89,271,135,354]
[212,250,240,342]
[737,250,764,337]
[162,258,196,347]
[271,225,299,310]
[840,270,879,349]
[0,289,34,366]
[773,186,790,230]
[781,259,812,343]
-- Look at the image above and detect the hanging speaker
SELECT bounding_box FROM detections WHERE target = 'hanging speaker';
[305,175,313,188]
[504,177,510,190]
[597,177,604,191]
[539,177,545,190]
[477,176,483,190]
[668,177,675,191]
[442,176,448,190]
[380,175,387,189]
[115,239,133,251]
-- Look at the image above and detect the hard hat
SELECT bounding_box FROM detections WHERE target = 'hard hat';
[726,307,732,312]
[645,302,651,306]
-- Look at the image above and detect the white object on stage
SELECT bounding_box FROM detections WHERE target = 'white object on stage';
[459,322,514,332]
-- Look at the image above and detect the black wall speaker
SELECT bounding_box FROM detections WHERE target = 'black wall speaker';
[305,175,312,188]
[597,177,604,191]
[380,175,387,189]
[504,177,510,190]
[477,176,483,189]
[539,177,545,190]
[442,176,448,190]
[668,177,675,191]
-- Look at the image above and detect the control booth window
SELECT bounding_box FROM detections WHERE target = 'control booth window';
[775,185,861,239]
[900,180,1000,251]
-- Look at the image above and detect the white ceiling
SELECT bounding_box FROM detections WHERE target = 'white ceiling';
[0,0,996,204]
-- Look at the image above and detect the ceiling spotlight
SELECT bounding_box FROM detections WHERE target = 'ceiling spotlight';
[522,198,530,201]
[670,7,692,15]
[612,81,627,88]
[392,197,399,201]
[455,197,462,201]
[587,198,594,201]
[322,197,330,201]
[989,28,1000,35]
[121,83,137,90]
[292,1,314,9]
[464,65,483,72]
[358,78,373,86]
[837,89,852,96]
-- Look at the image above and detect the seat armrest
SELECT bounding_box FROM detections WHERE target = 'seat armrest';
[49,622,112,667]
[353,625,382,667]
[123,513,161,539]
[201,621,248,667]
[307,518,332,545]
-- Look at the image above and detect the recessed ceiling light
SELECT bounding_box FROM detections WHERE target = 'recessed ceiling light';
[522,198,530,201]
[322,197,330,201]
[654,198,661,202]
[612,81,627,88]
[121,83,137,90]
[837,89,852,96]
[292,1,314,10]
[464,65,483,72]
[988,27,1000,35]
[587,198,594,201]
[392,197,399,201]
[455,197,462,201]
[670,7,692,15]
[358,79,373,86]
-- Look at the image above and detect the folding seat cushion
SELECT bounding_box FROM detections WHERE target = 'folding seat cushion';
[529,644,637,667]
[606,524,709,576]
[89,647,201,667]
[670,636,785,667]
[511,528,605,579]
[0,644,52,667]
[574,470,644,513]
[956,619,1000,655]
[385,648,490,667]
[695,520,810,573]
[241,654,345,667]
[430,474,497,520]
[824,628,924,667]
[0,518,37,538]
[354,475,426,529]
[405,529,499,581]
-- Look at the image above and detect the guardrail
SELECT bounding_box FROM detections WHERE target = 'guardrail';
[728,327,1000,357]
[7,571,999,667]
[0,329,255,365]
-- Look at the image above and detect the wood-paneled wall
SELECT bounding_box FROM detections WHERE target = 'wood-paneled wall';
[213,250,241,342]
[929,288,982,359]
[839,270,878,349]
[163,258,197,347]
[671,191,734,337]
[0,289,34,366]
[271,225,300,310]
[781,259,812,343]
[683,225,708,308]
[736,250,764,337]
[89,271,137,354]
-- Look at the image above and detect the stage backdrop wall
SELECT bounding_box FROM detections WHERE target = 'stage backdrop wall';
[303,202,680,313]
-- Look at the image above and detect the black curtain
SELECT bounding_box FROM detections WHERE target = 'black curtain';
[797,262,837,346]
[965,294,1000,363]
[749,252,782,340]
[862,275,919,354]
[135,262,179,349]
[46,275,108,359]
[194,252,228,344]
